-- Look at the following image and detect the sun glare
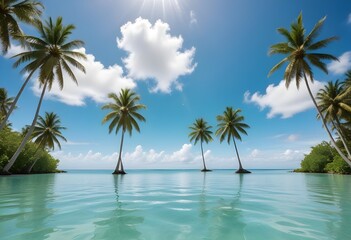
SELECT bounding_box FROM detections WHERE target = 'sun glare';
[139,0,183,19]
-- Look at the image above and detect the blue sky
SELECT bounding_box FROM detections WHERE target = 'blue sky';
[1,0,351,170]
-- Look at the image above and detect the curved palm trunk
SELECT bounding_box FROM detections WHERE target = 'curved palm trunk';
[1,80,48,174]
[26,144,44,174]
[232,137,251,174]
[200,141,209,171]
[232,137,243,170]
[303,74,351,167]
[113,130,126,174]
[27,156,40,174]
[334,118,351,158]
[0,71,34,131]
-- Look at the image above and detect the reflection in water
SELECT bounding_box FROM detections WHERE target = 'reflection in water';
[198,173,246,239]
[0,174,56,239]
[1,170,351,240]
[304,174,351,239]
[92,175,144,240]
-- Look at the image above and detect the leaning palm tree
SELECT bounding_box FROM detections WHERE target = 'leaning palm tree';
[0,16,86,131]
[102,89,146,174]
[189,118,213,172]
[317,80,351,158]
[0,0,43,54]
[1,17,86,174]
[27,112,66,173]
[268,13,351,166]
[0,88,15,121]
[216,107,250,174]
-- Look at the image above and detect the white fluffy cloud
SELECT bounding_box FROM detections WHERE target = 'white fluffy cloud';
[348,13,351,24]
[32,48,136,106]
[244,79,325,118]
[117,17,196,93]
[328,51,351,75]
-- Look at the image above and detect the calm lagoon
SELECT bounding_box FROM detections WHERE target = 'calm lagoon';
[1,169,350,240]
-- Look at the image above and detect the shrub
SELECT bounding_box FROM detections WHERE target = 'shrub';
[0,127,59,174]
[325,155,351,174]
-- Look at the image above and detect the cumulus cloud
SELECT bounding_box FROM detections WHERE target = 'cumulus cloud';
[117,17,196,93]
[328,51,351,75]
[31,48,136,106]
[53,143,309,170]
[190,10,197,25]
[53,143,213,169]
[244,79,325,118]
[348,13,351,24]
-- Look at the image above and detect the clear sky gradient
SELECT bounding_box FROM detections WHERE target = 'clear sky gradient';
[1,0,351,170]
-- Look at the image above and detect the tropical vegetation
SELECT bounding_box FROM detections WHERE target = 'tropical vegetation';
[1,16,86,174]
[0,88,15,122]
[268,12,351,167]
[316,80,351,158]
[295,141,351,174]
[216,107,251,174]
[0,0,43,54]
[26,112,67,173]
[189,118,213,172]
[0,127,60,173]
[102,89,146,174]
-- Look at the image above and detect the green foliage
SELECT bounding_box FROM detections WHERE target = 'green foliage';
[297,141,351,174]
[300,142,334,173]
[0,127,59,174]
[325,155,351,174]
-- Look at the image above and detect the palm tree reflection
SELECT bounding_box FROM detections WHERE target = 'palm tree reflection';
[93,175,144,239]
[199,173,246,239]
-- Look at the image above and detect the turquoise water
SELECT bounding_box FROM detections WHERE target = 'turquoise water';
[1,170,351,240]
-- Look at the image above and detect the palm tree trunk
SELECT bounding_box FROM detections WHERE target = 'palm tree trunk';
[303,73,351,166]
[0,71,34,131]
[333,118,351,158]
[27,157,39,174]
[1,80,48,174]
[200,141,208,171]
[113,130,126,174]
[232,137,243,170]
[26,142,44,174]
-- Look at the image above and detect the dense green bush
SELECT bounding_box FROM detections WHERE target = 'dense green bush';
[296,141,351,174]
[0,127,59,174]
[325,155,351,174]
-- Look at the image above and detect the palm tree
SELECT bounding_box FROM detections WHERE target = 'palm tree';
[268,13,351,166]
[189,118,213,172]
[216,107,251,174]
[0,16,86,132]
[344,70,351,89]
[27,112,66,173]
[317,80,351,158]
[0,88,15,121]
[102,89,146,174]
[1,17,86,175]
[0,0,43,54]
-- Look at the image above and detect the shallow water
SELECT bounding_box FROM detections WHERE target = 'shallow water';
[0,169,350,240]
